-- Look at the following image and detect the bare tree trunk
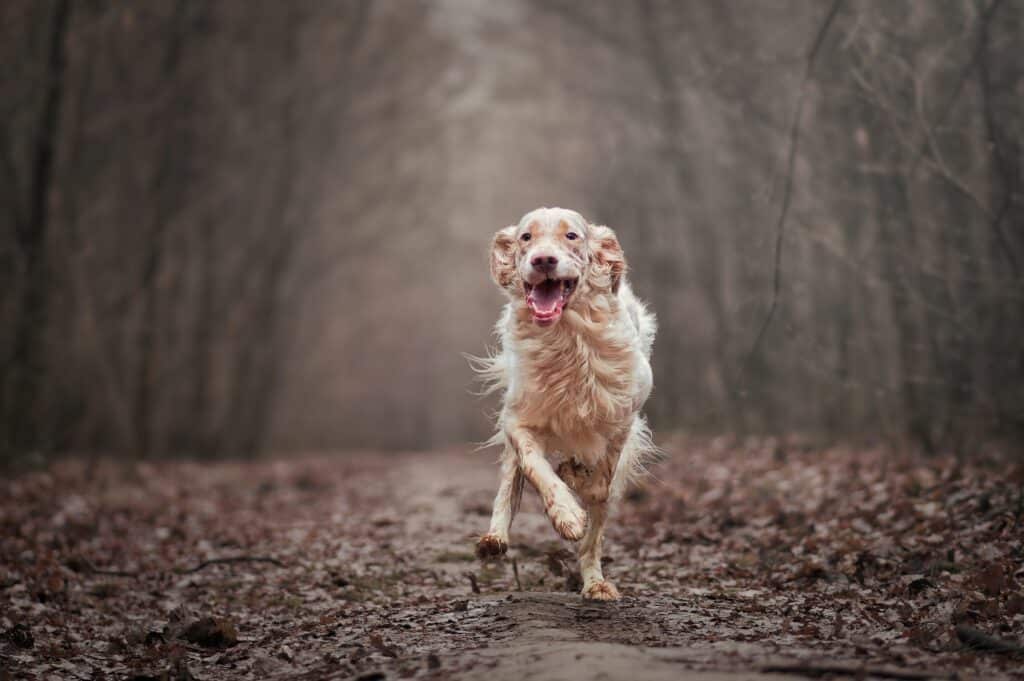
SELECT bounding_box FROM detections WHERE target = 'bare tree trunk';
[133,0,192,458]
[4,0,71,456]
[876,171,935,453]
[219,5,302,456]
[220,1,372,456]
[977,0,1024,439]
[188,220,216,455]
[636,0,735,427]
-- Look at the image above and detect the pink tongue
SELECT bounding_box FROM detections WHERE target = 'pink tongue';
[530,280,561,314]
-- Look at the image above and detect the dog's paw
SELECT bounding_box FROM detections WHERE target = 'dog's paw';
[548,498,587,541]
[475,533,508,560]
[582,580,620,601]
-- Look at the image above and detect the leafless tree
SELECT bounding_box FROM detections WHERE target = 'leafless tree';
[1,0,1021,462]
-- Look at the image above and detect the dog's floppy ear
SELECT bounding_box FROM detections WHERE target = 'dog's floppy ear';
[489,225,519,290]
[588,224,626,294]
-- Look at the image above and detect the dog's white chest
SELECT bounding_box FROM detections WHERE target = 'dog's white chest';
[511,337,636,445]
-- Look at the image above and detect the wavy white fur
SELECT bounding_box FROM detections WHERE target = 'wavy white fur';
[471,207,658,601]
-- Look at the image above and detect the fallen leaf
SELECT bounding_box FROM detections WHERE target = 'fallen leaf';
[178,617,238,648]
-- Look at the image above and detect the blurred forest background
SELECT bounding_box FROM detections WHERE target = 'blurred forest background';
[2,0,1022,462]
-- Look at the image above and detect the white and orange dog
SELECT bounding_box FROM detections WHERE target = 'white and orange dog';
[473,207,656,600]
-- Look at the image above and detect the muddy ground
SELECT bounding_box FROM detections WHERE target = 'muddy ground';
[2,437,1023,680]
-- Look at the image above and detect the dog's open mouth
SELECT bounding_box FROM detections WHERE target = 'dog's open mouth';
[525,278,577,326]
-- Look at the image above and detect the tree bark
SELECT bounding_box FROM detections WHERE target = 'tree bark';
[4,0,72,456]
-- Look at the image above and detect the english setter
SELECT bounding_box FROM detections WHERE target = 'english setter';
[472,207,656,600]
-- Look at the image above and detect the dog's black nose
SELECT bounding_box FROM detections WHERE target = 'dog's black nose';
[531,255,558,273]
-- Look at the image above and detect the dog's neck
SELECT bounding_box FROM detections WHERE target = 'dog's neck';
[508,290,635,438]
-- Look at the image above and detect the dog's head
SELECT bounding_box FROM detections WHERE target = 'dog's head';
[490,207,625,326]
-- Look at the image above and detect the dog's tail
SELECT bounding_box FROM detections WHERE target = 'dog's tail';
[609,415,662,503]
[510,465,525,519]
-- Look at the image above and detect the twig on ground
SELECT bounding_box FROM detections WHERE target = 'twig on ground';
[955,624,1024,655]
[67,557,139,578]
[761,663,948,680]
[177,556,285,574]
[464,571,481,594]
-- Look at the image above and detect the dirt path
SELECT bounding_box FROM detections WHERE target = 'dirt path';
[1,442,1022,679]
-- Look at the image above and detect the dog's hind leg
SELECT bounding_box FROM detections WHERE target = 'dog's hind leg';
[577,429,631,600]
[477,448,523,559]
[578,500,619,600]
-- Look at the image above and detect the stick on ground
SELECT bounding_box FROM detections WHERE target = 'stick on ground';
[761,662,948,680]
[178,556,285,574]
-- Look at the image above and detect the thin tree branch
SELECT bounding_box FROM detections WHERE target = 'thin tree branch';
[529,1,637,55]
[907,0,1005,176]
[975,0,1018,276]
[744,0,844,370]
[177,556,285,574]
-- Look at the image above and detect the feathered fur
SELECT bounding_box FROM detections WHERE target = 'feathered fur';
[472,207,657,601]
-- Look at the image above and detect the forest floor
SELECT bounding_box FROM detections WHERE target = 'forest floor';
[1,437,1023,681]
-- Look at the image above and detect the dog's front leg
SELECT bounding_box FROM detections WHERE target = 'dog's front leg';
[477,448,523,559]
[507,424,587,541]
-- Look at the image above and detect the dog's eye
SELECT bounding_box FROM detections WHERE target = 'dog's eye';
[520,233,531,242]
[566,232,578,240]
